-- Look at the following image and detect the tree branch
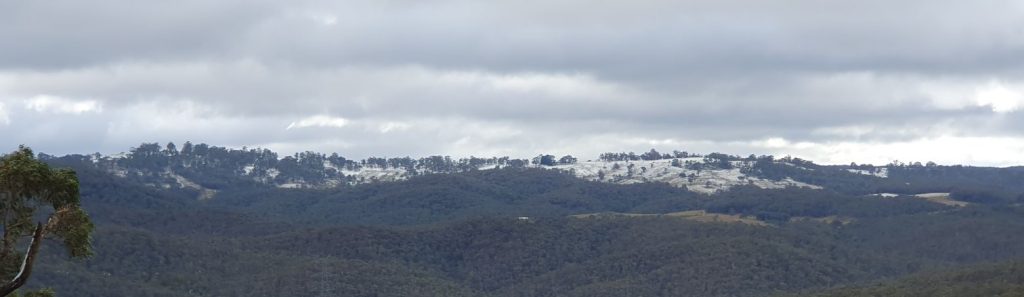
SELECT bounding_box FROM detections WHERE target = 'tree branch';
[0,223,44,296]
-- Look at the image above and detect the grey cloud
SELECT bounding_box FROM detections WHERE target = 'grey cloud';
[2,0,1024,165]
[0,0,278,69]
[0,62,1019,145]
[3,0,1023,76]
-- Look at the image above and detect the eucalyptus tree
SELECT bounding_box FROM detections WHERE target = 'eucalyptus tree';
[0,146,93,296]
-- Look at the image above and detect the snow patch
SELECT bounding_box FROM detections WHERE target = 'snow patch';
[266,168,280,179]
[163,169,218,200]
[342,166,408,183]
[846,167,888,178]
[546,158,820,194]
[278,183,303,189]
[93,153,824,195]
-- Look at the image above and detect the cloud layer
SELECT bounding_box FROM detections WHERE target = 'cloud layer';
[2,0,1023,166]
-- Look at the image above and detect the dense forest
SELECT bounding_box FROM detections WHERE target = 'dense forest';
[11,145,1024,296]
[789,260,1024,297]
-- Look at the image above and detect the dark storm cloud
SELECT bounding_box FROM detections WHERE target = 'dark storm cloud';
[1,0,1023,165]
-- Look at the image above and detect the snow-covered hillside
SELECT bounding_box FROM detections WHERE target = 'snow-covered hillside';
[66,146,830,195]
[545,158,820,194]
[261,158,821,194]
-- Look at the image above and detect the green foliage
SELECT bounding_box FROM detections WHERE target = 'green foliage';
[9,288,55,297]
[44,208,94,258]
[0,146,94,295]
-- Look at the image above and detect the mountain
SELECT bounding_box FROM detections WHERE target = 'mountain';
[17,143,1024,296]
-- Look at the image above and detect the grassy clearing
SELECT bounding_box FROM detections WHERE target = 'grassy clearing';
[914,193,969,207]
[790,215,856,225]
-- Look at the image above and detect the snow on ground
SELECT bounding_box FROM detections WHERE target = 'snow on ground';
[162,169,218,200]
[266,168,280,179]
[341,166,409,183]
[102,155,823,195]
[266,158,822,193]
[846,167,888,178]
[477,164,501,170]
[278,183,303,189]
[547,158,820,194]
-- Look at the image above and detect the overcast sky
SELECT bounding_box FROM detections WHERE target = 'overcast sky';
[2,0,1024,166]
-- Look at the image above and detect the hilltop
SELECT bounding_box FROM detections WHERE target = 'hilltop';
[44,142,1024,202]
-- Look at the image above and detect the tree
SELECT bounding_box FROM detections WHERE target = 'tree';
[640,149,662,161]
[0,146,94,296]
[164,142,178,156]
[180,141,194,156]
[532,155,557,166]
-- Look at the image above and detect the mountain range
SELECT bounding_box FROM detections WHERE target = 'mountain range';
[17,143,1024,296]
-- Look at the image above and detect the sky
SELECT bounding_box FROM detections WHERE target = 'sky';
[2,0,1024,166]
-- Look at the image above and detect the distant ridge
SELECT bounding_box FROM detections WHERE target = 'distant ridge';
[40,142,1024,202]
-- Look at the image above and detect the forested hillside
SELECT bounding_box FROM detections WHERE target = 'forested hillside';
[18,145,1024,296]
[791,260,1024,297]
